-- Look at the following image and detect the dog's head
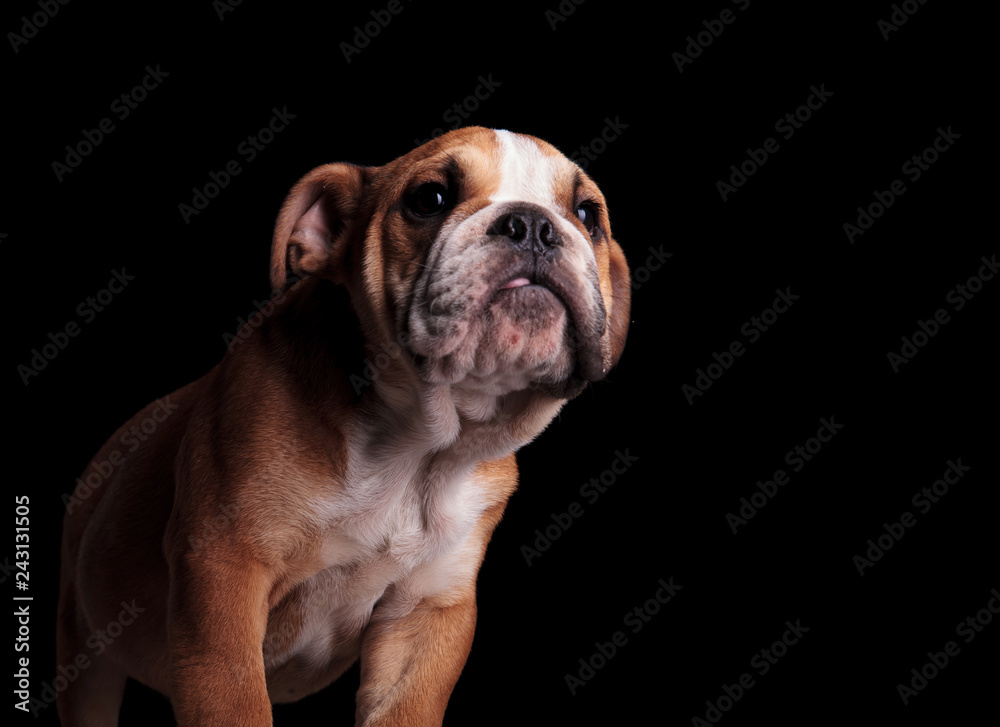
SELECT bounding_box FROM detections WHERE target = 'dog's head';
[270,127,630,401]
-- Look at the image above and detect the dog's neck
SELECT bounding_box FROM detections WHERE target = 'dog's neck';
[370,375,565,463]
[262,278,566,467]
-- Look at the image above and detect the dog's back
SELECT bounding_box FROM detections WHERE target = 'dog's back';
[56,127,630,726]
[58,376,205,700]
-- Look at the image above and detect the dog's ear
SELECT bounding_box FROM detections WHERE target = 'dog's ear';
[270,163,368,291]
[598,231,631,375]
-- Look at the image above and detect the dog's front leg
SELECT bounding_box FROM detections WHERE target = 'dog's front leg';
[355,591,477,727]
[167,554,274,726]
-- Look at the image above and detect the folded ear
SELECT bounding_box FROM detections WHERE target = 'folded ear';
[599,233,631,374]
[270,163,368,291]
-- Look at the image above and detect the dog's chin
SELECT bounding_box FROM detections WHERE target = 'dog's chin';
[409,282,600,400]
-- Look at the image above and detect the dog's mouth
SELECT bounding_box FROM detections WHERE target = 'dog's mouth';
[487,255,583,314]
[500,277,531,290]
[406,247,606,395]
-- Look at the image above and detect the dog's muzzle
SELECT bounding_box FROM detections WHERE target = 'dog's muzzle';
[405,202,607,397]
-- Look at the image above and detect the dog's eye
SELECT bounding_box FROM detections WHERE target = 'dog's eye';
[576,203,598,235]
[406,183,450,217]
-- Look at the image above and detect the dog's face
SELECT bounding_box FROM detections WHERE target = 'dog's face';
[271,127,630,400]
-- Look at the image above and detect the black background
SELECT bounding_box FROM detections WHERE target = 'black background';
[5,1,996,725]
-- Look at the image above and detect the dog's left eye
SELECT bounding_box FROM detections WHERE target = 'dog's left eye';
[576,203,598,235]
[406,183,450,217]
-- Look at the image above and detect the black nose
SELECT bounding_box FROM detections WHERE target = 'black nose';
[489,207,560,254]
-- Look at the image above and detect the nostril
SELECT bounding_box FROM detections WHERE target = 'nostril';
[504,214,527,241]
[489,208,560,251]
[538,221,555,247]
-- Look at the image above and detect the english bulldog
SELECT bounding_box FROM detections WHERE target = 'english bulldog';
[57,126,631,726]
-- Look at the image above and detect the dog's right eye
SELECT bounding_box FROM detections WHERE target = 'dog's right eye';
[406,183,451,217]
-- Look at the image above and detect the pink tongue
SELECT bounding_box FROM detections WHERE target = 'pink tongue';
[502,277,531,289]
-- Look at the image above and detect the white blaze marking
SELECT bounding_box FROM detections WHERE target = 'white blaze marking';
[491,129,560,210]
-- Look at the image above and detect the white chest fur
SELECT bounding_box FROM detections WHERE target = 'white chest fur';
[265,433,492,673]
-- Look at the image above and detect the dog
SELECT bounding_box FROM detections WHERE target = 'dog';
[57,126,630,726]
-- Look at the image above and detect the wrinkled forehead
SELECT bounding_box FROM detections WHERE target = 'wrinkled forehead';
[382,128,602,210]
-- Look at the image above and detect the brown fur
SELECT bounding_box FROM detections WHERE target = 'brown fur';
[57,128,629,726]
